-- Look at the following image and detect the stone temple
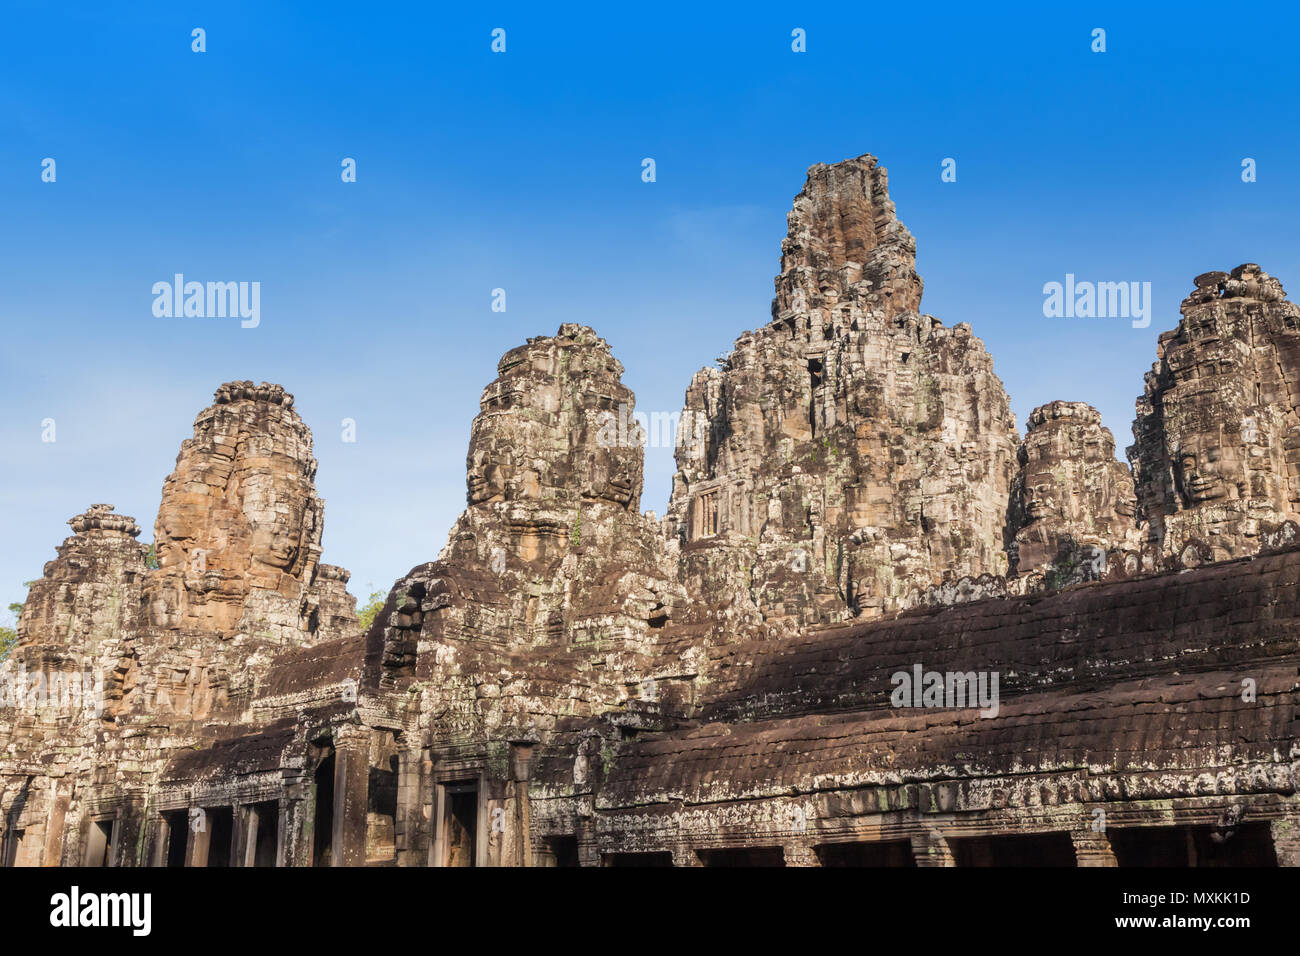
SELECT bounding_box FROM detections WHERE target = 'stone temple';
[1,154,1297,868]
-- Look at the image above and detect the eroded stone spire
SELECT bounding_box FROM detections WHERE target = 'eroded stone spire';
[1129,264,1300,564]
[667,155,1019,626]
[466,324,643,511]
[146,380,325,642]
[13,505,146,654]
[1007,402,1140,587]
[773,154,922,323]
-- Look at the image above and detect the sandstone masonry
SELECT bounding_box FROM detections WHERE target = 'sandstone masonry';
[1,157,1296,869]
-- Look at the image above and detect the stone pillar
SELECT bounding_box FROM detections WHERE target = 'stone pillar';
[1072,829,1118,867]
[1271,814,1300,867]
[485,796,505,867]
[332,725,370,867]
[671,846,702,867]
[148,811,167,867]
[394,746,429,866]
[117,795,148,867]
[187,809,209,867]
[575,807,600,867]
[42,783,70,867]
[275,798,288,867]
[509,741,535,867]
[910,830,955,867]
[783,843,821,867]
[236,804,256,867]
[281,766,311,867]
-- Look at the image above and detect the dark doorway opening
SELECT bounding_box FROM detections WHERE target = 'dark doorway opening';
[251,802,279,867]
[312,751,336,867]
[1,829,23,867]
[367,755,398,864]
[443,782,478,867]
[205,806,234,867]
[698,846,786,867]
[807,358,824,436]
[87,819,114,867]
[603,851,673,867]
[1110,823,1277,867]
[163,811,188,867]
[535,835,580,867]
[951,832,1077,867]
[817,840,917,867]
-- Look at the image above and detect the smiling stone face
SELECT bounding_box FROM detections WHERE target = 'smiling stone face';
[1130,264,1300,562]
[148,381,325,642]
[1175,438,1243,505]
[467,448,512,504]
[1022,483,1057,523]
[464,324,644,510]
[1008,401,1138,578]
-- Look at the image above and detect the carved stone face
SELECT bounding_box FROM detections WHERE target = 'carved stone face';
[1023,483,1055,523]
[595,443,640,508]
[467,449,511,504]
[263,525,299,568]
[1176,437,1243,505]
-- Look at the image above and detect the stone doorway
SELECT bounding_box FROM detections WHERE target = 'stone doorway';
[440,781,478,867]
[162,810,187,867]
[204,806,234,867]
[312,751,336,867]
[1109,823,1278,867]
[85,818,114,867]
[250,801,279,867]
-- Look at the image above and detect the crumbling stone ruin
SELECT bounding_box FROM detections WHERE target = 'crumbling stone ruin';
[668,158,1019,625]
[1005,401,1141,591]
[2,156,1297,868]
[1130,264,1300,567]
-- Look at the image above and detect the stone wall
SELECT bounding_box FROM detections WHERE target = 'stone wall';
[1130,265,1300,565]
[667,155,1020,628]
[1006,401,1140,588]
[3,157,1298,870]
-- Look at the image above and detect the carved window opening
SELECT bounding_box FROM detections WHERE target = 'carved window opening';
[534,835,580,867]
[439,781,479,867]
[698,846,786,867]
[85,818,114,867]
[695,490,720,539]
[367,736,398,865]
[950,832,1076,867]
[0,828,23,867]
[647,602,668,629]
[1108,823,1277,867]
[250,801,279,867]
[816,840,916,867]
[807,358,824,437]
[162,810,187,867]
[204,806,234,867]
[312,749,336,867]
[603,851,672,867]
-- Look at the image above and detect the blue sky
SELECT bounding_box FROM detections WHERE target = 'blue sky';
[3,1,1300,616]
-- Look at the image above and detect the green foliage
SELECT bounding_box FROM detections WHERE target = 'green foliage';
[1,583,33,662]
[144,543,160,569]
[356,588,387,633]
